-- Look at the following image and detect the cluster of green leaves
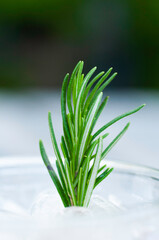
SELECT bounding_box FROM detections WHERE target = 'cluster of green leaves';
[39,61,145,207]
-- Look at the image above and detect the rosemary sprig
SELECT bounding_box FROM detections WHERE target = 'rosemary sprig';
[39,61,145,207]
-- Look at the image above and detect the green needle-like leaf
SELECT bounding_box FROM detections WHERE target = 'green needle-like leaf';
[91,96,109,132]
[48,112,63,164]
[77,92,103,170]
[65,161,77,206]
[94,167,114,188]
[101,122,130,159]
[83,137,103,207]
[82,71,105,107]
[79,141,97,205]
[56,160,70,201]
[39,140,69,207]
[98,164,107,174]
[86,132,109,159]
[61,74,72,146]
[96,72,117,96]
[83,68,113,115]
[67,113,75,143]
[92,104,145,140]
[61,136,70,161]
[74,140,97,188]
[77,167,83,205]
[76,61,84,97]
[48,112,68,190]
[79,161,89,205]
[67,61,81,119]
[74,66,97,143]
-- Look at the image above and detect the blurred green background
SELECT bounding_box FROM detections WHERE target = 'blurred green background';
[0,0,158,89]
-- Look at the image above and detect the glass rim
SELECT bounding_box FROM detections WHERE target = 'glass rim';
[0,156,159,180]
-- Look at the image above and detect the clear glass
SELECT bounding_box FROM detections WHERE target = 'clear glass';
[0,157,159,240]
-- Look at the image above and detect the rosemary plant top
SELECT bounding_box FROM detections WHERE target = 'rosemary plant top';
[39,61,145,207]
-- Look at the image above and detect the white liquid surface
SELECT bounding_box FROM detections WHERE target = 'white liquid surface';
[1,191,159,240]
